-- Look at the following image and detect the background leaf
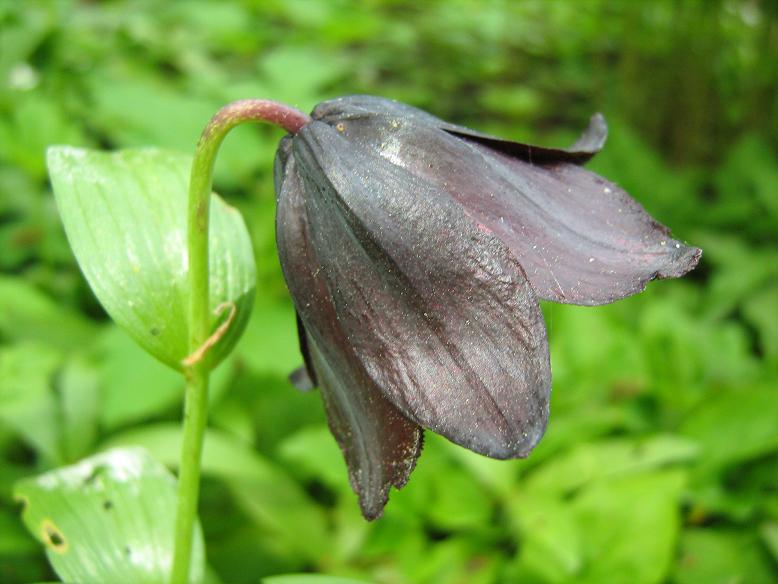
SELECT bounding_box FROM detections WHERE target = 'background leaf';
[0,276,97,350]
[101,424,331,562]
[95,326,184,430]
[46,146,256,370]
[263,576,372,584]
[0,342,63,465]
[14,448,205,584]
[673,528,776,584]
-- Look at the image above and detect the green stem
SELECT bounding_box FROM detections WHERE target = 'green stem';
[171,100,310,584]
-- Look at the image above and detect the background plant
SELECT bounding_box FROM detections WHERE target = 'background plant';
[0,1,776,583]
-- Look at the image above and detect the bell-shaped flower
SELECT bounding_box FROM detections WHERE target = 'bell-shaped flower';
[274,95,700,519]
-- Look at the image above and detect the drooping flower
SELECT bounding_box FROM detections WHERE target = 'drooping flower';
[274,95,700,519]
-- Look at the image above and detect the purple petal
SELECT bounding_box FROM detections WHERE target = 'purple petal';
[443,113,607,164]
[313,95,607,163]
[275,140,423,519]
[290,121,551,460]
[319,114,700,305]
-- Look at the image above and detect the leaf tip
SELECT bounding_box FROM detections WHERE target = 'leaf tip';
[46,145,86,172]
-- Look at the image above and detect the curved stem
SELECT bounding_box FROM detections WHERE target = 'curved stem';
[171,100,310,584]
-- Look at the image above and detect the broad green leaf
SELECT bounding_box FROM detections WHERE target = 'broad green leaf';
[761,521,778,563]
[101,424,330,561]
[96,326,183,429]
[379,434,491,531]
[278,425,349,491]
[237,297,302,378]
[0,458,30,501]
[525,435,698,495]
[0,508,37,555]
[437,434,519,498]
[507,493,582,583]
[696,233,778,321]
[423,458,493,531]
[263,576,372,584]
[87,75,269,188]
[58,355,99,462]
[0,92,85,180]
[14,448,205,584]
[673,528,776,584]
[400,535,500,584]
[680,387,778,474]
[573,471,685,584]
[526,404,632,467]
[742,285,778,360]
[0,342,63,464]
[47,146,256,370]
[0,275,98,351]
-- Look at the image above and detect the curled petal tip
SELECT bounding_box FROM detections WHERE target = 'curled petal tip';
[569,112,608,156]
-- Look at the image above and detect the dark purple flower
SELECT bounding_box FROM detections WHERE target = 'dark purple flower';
[274,95,701,519]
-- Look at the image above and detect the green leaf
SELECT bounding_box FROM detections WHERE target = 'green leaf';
[14,448,205,584]
[0,342,63,464]
[46,146,256,370]
[742,285,778,360]
[673,528,776,584]
[237,297,303,378]
[437,434,519,498]
[262,576,373,584]
[0,91,86,180]
[680,387,778,474]
[58,355,100,462]
[423,459,493,531]
[87,75,269,188]
[0,275,98,351]
[96,326,183,430]
[761,521,778,563]
[0,508,37,555]
[381,434,492,531]
[525,435,698,496]
[573,471,686,584]
[278,425,349,492]
[100,424,330,561]
[507,493,582,583]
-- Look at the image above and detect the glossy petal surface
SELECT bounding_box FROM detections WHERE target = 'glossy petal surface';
[312,96,700,305]
[288,121,551,460]
[276,140,423,519]
[313,95,606,164]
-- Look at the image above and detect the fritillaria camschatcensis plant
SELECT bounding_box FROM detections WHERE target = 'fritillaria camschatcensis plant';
[45,96,700,583]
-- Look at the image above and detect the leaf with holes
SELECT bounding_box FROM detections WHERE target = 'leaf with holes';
[14,448,205,584]
[47,146,255,370]
[101,423,330,561]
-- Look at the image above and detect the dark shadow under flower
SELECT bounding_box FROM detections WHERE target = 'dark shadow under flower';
[274,95,701,519]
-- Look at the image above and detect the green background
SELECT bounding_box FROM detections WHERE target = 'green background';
[1,0,777,582]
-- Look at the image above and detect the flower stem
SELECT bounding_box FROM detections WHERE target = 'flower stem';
[171,100,310,584]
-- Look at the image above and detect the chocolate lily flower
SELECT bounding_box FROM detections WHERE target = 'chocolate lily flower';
[274,95,700,519]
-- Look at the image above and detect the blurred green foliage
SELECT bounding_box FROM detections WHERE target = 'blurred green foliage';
[0,0,777,583]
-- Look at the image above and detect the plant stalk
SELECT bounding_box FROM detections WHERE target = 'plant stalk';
[171,100,310,584]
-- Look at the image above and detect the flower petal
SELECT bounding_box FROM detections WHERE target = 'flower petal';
[275,139,423,520]
[290,121,551,460]
[442,113,607,164]
[317,114,701,305]
[312,95,607,163]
